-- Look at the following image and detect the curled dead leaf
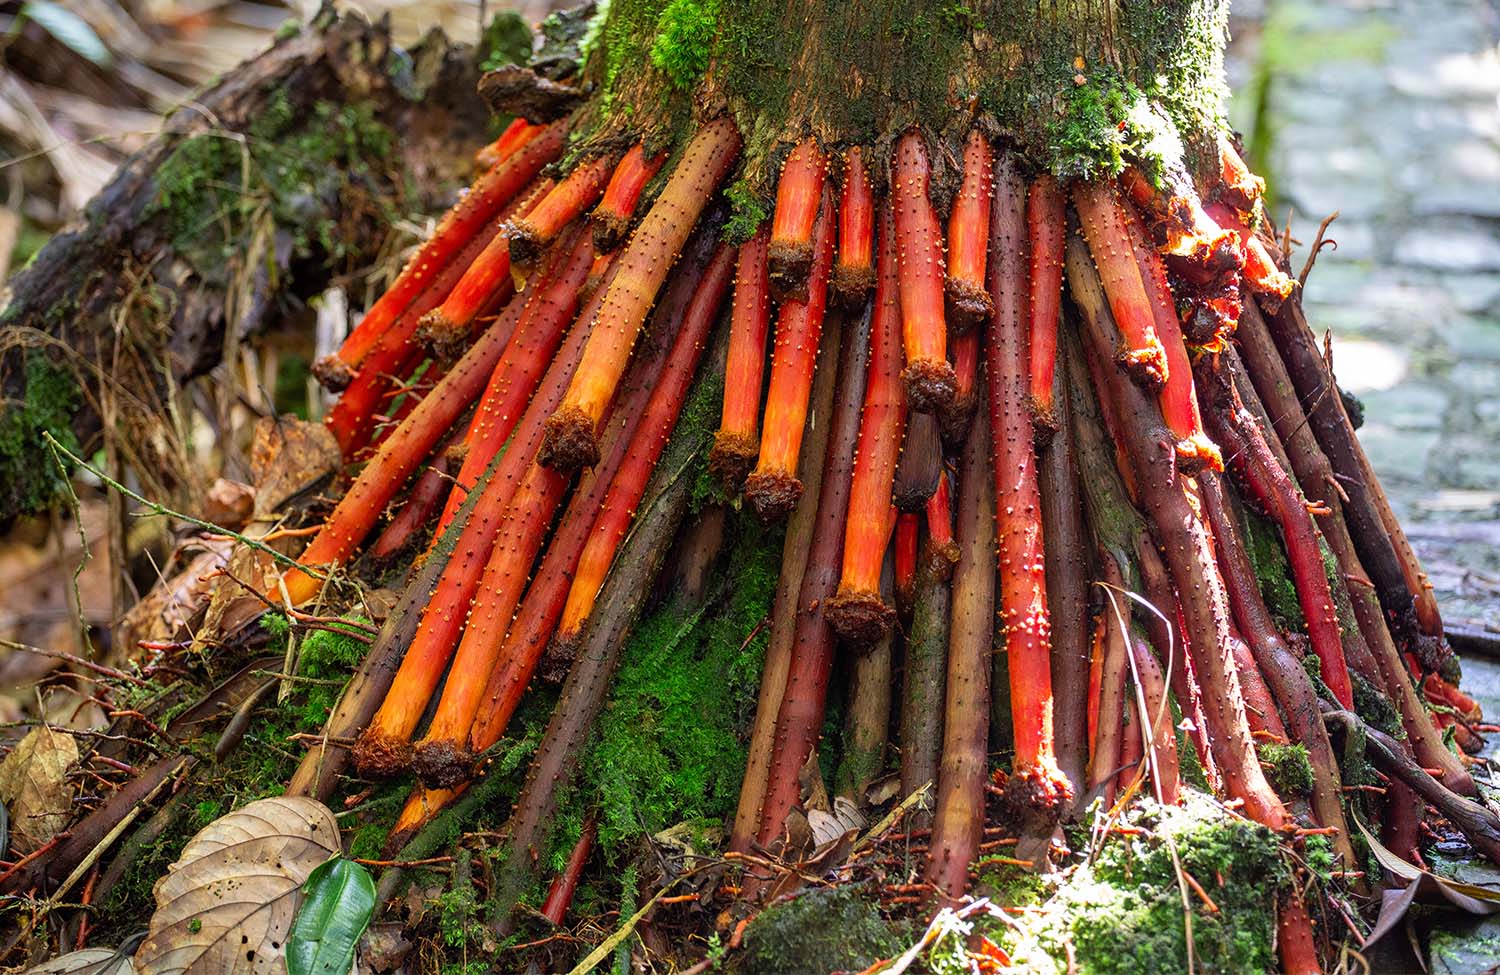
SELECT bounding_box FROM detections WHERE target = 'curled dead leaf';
[0,725,80,854]
[134,796,342,975]
[24,946,139,975]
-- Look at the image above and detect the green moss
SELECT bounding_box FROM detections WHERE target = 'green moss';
[0,351,81,516]
[1053,795,1289,975]
[1239,507,1304,630]
[150,96,396,280]
[581,514,780,855]
[1258,742,1313,798]
[650,0,721,91]
[739,886,902,975]
[478,12,533,72]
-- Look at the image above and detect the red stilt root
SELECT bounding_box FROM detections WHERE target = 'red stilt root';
[767,139,828,299]
[710,226,772,489]
[945,130,994,330]
[893,131,956,414]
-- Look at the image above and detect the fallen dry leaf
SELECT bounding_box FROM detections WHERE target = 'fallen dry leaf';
[249,416,341,519]
[24,947,139,975]
[0,725,80,854]
[134,796,342,975]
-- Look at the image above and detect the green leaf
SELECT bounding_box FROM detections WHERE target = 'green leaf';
[19,2,111,66]
[287,855,375,975]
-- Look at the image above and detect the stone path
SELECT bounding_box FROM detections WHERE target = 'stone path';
[1230,0,1500,630]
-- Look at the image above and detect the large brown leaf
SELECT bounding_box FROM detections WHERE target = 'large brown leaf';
[24,947,138,975]
[0,724,79,854]
[134,796,341,975]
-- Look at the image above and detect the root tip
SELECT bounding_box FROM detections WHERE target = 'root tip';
[944,277,993,332]
[1175,434,1223,476]
[352,731,411,779]
[743,469,803,522]
[831,263,876,307]
[902,359,959,414]
[767,239,814,300]
[507,220,547,268]
[592,213,631,254]
[311,354,355,392]
[541,405,601,472]
[709,432,759,491]
[825,589,898,645]
[417,309,468,362]
[410,740,477,790]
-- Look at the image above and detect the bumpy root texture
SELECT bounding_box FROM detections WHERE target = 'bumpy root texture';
[412,175,553,363]
[1227,630,1288,740]
[540,819,596,926]
[940,330,980,444]
[901,530,951,825]
[1277,890,1324,975]
[1197,364,1355,710]
[1038,372,1091,802]
[743,187,837,521]
[475,118,535,171]
[412,243,735,790]
[369,429,464,559]
[407,455,573,787]
[832,146,875,304]
[925,401,994,898]
[925,471,959,577]
[1204,202,1296,312]
[1130,628,1180,804]
[747,306,868,879]
[1236,302,1475,795]
[544,118,740,473]
[1214,134,1265,212]
[767,139,828,299]
[1200,473,1358,869]
[388,279,703,836]
[553,243,735,649]
[435,228,598,534]
[730,315,844,851]
[893,131,957,414]
[507,154,614,270]
[709,226,771,489]
[826,207,904,646]
[1066,234,1289,831]
[1120,196,1222,475]
[944,130,994,331]
[1071,180,1168,388]
[1119,165,1240,275]
[317,120,565,390]
[893,511,919,620]
[349,250,605,776]
[592,143,667,252]
[279,249,563,607]
[489,410,698,937]
[989,154,1070,821]
[325,207,513,455]
[1026,174,1066,437]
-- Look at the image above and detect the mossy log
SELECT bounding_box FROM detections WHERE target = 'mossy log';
[0,7,492,516]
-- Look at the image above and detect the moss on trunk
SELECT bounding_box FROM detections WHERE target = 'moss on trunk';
[576,0,1229,199]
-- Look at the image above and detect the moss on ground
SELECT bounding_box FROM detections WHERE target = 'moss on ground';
[580,514,781,855]
[738,886,903,975]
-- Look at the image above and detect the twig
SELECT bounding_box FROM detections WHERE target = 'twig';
[42,431,323,578]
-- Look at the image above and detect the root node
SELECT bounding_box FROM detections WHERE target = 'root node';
[352,731,412,779]
[825,588,898,646]
[902,359,958,414]
[743,469,804,522]
[541,405,601,472]
[312,354,355,392]
[410,740,476,789]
